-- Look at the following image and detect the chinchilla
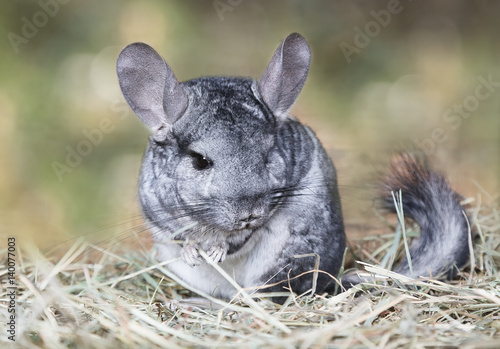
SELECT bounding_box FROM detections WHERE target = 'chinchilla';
[116,33,471,301]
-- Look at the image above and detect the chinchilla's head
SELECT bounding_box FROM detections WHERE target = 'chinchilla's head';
[117,33,311,233]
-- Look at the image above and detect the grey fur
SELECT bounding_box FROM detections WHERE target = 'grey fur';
[381,152,471,279]
[342,152,471,288]
[116,33,470,301]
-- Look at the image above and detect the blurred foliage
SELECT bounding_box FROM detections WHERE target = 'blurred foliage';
[0,0,498,246]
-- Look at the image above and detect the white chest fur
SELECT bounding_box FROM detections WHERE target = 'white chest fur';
[154,211,291,299]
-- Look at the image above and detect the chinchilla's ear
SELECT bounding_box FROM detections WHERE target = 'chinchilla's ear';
[117,43,188,131]
[257,33,311,118]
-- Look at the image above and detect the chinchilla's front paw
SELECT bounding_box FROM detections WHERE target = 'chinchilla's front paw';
[180,241,202,267]
[206,242,228,264]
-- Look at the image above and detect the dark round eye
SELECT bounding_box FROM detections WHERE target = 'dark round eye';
[188,151,213,170]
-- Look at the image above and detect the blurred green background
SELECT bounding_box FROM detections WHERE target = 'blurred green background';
[0,0,499,247]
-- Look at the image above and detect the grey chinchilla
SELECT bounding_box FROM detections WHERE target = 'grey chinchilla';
[116,33,471,301]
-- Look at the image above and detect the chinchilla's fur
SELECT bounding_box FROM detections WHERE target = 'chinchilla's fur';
[380,153,470,278]
[116,33,471,300]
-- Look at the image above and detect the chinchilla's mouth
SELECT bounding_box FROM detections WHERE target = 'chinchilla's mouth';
[235,220,262,230]
[226,229,255,255]
[233,211,272,231]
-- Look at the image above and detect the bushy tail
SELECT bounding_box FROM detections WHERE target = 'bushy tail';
[381,151,471,279]
[342,151,471,289]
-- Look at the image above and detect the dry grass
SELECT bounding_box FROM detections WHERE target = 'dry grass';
[1,194,499,348]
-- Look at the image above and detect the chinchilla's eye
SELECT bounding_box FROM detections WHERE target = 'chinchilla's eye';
[188,151,213,170]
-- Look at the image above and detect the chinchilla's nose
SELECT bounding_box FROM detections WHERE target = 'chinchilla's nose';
[239,213,260,224]
[236,212,263,229]
[233,197,267,228]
